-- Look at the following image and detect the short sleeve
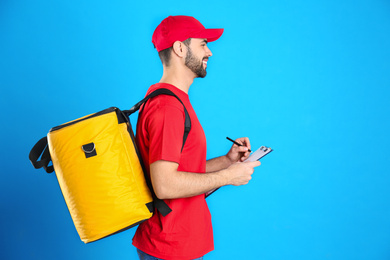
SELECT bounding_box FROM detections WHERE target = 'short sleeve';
[146,101,185,165]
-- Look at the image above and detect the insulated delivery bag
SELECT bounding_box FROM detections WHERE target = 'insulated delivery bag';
[29,88,191,243]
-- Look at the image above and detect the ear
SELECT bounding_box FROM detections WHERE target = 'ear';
[172,41,186,58]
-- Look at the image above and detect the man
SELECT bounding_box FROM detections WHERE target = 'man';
[132,15,261,260]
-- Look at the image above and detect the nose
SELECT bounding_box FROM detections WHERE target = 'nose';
[205,45,213,57]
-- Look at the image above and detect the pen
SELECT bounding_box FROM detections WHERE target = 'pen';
[226,137,252,153]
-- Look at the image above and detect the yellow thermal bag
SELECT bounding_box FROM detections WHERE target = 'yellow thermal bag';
[29,88,191,243]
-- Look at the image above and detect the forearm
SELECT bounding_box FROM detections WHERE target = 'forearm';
[151,160,229,199]
[206,155,233,172]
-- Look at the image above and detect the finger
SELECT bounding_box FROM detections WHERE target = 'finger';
[239,151,251,162]
[236,146,249,153]
[236,137,251,151]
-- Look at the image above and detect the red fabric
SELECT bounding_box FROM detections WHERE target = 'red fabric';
[152,15,224,52]
[132,83,214,260]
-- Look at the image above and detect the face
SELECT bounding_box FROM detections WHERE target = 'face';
[184,38,213,78]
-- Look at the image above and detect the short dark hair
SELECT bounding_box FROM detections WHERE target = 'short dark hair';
[158,38,192,66]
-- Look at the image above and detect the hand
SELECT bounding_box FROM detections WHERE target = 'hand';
[225,161,261,186]
[226,137,252,163]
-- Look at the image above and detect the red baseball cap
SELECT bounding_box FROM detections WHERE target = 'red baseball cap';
[152,15,224,52]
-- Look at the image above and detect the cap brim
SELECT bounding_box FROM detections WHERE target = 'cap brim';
[193,28,224,42]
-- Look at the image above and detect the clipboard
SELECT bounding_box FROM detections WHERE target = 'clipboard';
[244,146,273,162]
[206,146,273,198]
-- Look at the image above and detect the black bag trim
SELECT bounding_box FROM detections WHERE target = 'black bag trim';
[50,107,117,132]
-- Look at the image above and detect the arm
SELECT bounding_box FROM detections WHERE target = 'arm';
[150,159,260,199]
[145,101,258,199]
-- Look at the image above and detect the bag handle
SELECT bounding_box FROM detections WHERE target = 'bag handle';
[29,137,54,173]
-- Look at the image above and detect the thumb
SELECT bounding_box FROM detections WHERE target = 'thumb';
[246,160,261,168]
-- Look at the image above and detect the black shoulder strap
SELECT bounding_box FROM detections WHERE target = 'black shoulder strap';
[122,88,192,217]
[123,88,191,151]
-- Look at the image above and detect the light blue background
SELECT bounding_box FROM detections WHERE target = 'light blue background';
[1,0,390,259]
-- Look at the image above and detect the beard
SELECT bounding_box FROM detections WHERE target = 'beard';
[184,47,207,78]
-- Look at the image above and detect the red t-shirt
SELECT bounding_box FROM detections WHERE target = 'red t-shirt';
[132,83,214,259]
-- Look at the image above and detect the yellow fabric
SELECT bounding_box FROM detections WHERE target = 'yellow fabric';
[47,109,153,243]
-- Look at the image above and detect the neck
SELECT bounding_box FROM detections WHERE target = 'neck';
[159,64,195,94]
